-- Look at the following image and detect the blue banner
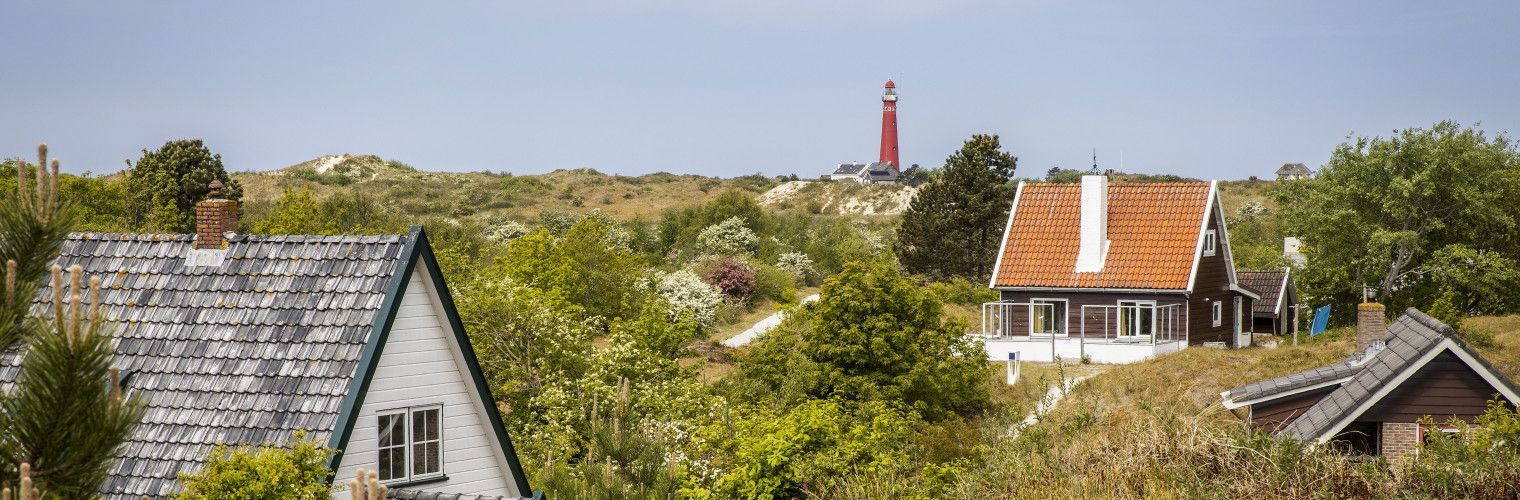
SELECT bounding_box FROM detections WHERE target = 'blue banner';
[1309,305,1332,336]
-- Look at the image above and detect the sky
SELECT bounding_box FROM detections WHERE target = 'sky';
[2,0,1517,180]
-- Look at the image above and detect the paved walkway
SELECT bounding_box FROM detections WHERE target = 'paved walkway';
[720,294,820,348]
[1001,374,1094,439]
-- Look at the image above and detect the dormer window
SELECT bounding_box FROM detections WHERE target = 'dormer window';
[1203,230,1218,257]
[378,405,444,483]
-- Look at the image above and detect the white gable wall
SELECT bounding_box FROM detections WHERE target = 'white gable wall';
[332,267,521,498]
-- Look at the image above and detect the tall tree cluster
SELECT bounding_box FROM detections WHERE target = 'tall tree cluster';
[125,139,242,232]
[1276,121,1520,318]
[896,134,1018,281]
[0,145,142,498]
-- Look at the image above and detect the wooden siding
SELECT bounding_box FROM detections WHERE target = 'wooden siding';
[1249,387,1336,431]
[332,270,519,498]
[1362,351,1515,423]
[1187,207,1245,346]
[997,290,1187,340]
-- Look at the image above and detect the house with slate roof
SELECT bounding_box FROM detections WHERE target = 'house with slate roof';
[1275,162,1313,180]
[979,175,1260,364]
[827,162,898,184]
[1238,268,1298,336]
[0,185,537,499]
[1221,304,1520,459]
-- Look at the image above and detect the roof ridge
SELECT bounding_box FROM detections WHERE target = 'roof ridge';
[1399,307,1458,339]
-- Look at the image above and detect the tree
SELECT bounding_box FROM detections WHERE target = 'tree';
[252,189,332,235]
[741,261,989,421]
[1276,121,1520,312]
[899,164,929,186]
[657,191,766,258]
[895,134,1018,281]
[125,139,242,232]
[175,431,333,500]
[0,146,142,497]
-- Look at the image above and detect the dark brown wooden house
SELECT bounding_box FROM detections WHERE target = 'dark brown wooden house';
[1239,268,1298,335]
[979,175,1258,364]
[1221,305,1520,459]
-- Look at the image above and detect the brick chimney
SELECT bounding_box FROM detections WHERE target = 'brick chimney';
[193,179,237,250]
[1356,302,1386,351]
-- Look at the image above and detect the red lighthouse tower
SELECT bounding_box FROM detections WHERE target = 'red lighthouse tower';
[879,80,900,173]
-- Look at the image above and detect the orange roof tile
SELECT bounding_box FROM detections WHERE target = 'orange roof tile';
[991,182,1213,290]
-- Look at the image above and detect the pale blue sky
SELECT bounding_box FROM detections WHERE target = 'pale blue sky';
[2,1,1516,179]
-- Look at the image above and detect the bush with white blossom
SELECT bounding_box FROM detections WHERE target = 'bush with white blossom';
[697,217,758,256]
[652,269,724,327]
[776,252,817,285]
[485,218,530,242]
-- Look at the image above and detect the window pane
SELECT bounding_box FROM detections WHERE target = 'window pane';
[379,414,402,447]
[421,409,439,441]
[428,442,440,473]
[379,448,401,480]
[413,441,441,475]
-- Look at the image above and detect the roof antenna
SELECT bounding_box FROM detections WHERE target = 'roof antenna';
[1089,149,1099,174]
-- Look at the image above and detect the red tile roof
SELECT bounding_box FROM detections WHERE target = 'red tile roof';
[991,182,1213,290]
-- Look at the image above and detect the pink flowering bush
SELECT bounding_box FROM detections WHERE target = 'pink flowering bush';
[704,258,756,301]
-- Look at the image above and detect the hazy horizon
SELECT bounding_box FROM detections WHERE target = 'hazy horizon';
[3,1,1516,180]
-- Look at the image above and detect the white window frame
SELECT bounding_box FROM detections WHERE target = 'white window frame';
[1116,300,1157,338]
[1203,229,1218,257]
[377,404,446,484]
[1029,298,1068,337]
[1212,301,1223,327]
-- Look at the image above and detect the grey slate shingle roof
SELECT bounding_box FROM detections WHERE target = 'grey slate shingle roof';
[1226,308,1520,443]
[1,232,409,499]
[1276,163,1312,176]
[1238,269,1287,315]
[389,488,522,500]
[1223,359,1360,404]
[831,162,866,175]
[1277,309,1452,441]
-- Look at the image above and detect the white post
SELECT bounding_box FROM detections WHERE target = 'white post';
[1006,352,1020,385]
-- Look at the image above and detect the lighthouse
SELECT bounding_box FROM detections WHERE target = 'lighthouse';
[879,80,900,173]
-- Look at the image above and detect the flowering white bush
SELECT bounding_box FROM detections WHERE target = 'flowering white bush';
[775,252,816,284]
[1236,200,1267,222]
[579,209,633,249]
[485,219,530,242]
[697,217,758,255]
[653,269,723,326]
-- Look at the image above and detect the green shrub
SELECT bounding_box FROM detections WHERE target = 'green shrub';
[751,262,796,304]
[925,277,998,306]
[176,431,333,500]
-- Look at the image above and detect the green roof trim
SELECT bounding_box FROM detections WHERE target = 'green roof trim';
[326,225,538,497]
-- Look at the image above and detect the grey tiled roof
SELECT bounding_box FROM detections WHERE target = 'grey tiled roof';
[1276,163,1312,175]
[1238,269,1287,315]
[1275,308,1520,442]
[1,232,408,499]
[389,488,527,500]
[1223,359,1360,404]
[832,162,867,175]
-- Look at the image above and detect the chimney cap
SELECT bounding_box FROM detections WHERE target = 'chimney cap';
[208,179,224,198]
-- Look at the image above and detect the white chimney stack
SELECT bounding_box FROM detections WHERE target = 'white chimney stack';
[1075,175,1109,272]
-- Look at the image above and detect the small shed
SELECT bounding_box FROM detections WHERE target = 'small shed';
[1221,307,1520,459]
[1239,268,1297,335]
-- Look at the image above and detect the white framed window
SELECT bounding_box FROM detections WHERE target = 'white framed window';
[377,405,444,483]
[1117,300,1156,338]
[1212,301,1223,327]
[1203,230,1218,257]
[1030,298,1068,336]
